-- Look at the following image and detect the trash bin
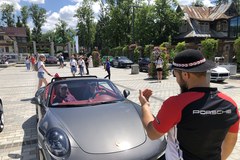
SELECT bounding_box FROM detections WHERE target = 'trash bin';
[131,64,139,74]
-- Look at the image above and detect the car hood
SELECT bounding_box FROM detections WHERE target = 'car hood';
[211,66,230,73]
[50,101,147,154]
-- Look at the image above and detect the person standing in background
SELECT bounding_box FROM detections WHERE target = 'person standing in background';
[70,54,78,77]
[25,55,31,71]
[30,55,36,71]
[37,54,53,89]
[155,56,163,83]
[58,53,64,68]
[84,54,90,75]
[78,55,85,76]
[104,57,111,80]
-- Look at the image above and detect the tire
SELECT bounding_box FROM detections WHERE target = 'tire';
[36,105,39,123]
[0,103,4,133]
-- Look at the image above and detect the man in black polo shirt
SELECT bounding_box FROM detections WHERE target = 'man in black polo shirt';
[139,49,239,160]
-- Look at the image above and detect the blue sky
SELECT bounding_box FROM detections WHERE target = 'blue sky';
[0,0,214,32]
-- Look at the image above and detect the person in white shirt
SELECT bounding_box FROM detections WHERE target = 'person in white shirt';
[25,55,31,71]
[37,54,53,89]
[78,55,85,76]
[70,54,78,77]
[155,56,163,83]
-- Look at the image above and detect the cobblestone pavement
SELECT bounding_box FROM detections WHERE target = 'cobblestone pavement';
[0,64,239,160]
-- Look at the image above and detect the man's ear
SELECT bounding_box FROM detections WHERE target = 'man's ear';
[181,71,190,80]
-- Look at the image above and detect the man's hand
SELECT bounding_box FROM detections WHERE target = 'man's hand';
[139,89,152,106]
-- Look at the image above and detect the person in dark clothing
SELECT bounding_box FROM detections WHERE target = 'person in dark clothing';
[138,49,239,160]
[84,55,89,75]
[104,57,111,80]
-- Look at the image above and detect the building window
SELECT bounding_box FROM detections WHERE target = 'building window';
[5,47,9,53]
[180,20,188,33]
[199,22,209,33]
[216,21,221,31]
[0,36,4,40]
[229,17,238,38]
[222,21,228,31]
[0,48,4,53]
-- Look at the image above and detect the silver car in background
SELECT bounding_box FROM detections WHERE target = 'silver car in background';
[31,76,166,160]
[210,66,230,82]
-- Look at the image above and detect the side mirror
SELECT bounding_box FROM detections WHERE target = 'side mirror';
[31,97,40,105]
[123,90,130,98]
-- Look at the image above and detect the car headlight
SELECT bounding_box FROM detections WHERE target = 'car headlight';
[45,128,70,158]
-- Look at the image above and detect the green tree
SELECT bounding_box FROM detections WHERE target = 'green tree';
[153,0,182,45]
[55,19,69,44]
[201,38,218,60]
[75,0,95,52]
[135,4,156,46]
[29,4,47,43]
[16,16,23,27]
[108,1,132,47]
[212,0,229,5]
[94,3,111,50]
[41,30,55,43]
[233,37,240,64]
[0,3,15,27]
[21,6,29,27]
[191,0,204,6]
[20,6,31,42]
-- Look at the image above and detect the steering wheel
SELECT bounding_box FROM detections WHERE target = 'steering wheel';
[92,89,108,99]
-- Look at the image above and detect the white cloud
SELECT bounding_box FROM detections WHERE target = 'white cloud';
[70,0,83,3]
[42,12,60,32]
[23,0,45,4]
[42,1,101,32]
[202,0,214,7]
[0,0,21,11]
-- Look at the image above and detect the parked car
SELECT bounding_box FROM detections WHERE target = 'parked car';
[31,76,166,160]
[101,56,114,65]
[111,56,134,68]
[45,55,58,64]
[210,66,230,82]
[138,57,150,72]
[0,98,4,133]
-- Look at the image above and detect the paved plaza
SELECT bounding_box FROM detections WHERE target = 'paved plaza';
[0,64,239,160]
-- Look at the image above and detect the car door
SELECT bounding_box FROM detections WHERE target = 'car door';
[37,85,51,122]
[113,57,119,67]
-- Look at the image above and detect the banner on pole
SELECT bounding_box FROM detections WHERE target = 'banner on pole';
[74,36,79,54]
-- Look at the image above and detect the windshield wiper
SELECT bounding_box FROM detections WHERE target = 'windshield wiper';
[91,100,121,106]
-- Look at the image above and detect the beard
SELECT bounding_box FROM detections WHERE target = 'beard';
[180,83,188,93]
[179,74,188,93]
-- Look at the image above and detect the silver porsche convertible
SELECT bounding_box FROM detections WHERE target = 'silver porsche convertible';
[31,76,166,160]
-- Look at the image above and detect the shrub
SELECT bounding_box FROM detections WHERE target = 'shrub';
[175,41,186,53]
[201,38,218,60]
[133,47,141,63]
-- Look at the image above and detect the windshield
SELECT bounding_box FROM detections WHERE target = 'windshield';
[119,56,129,60]
[50,79,124,107]
[144,58,150,61]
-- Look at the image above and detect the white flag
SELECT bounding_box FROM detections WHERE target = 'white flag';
[75,36,79,54]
